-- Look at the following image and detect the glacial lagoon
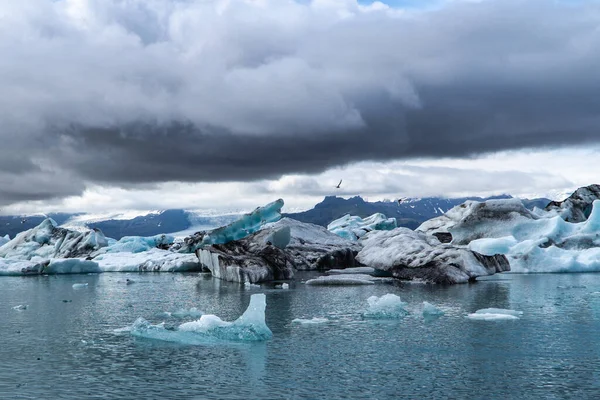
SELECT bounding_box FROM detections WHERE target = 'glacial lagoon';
[2,272,600,399]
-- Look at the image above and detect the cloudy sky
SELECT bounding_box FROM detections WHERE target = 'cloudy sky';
[1,0,599,215]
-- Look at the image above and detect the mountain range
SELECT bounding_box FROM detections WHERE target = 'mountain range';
[0,195,550,240]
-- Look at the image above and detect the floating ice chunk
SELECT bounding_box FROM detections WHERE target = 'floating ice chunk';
[292,317,329,325]
[363,294,408,319]
[93,249,201,272]
[72,283,89,289]
[467,308,522,320]
[305,274,376,286]
[467,313,519,321]
[475,308,523,316]
[202,200,284,247]
[12,304,28,311]
[130,294,272,344]
[328,213,397,241]
[244,282,261,288]
[281,283,289,289]
[422,302,444,317]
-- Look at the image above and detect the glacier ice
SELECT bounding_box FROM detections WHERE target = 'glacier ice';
[328,213,397,241]
[72,283,89,289]
[467,308,522,321]
[179,199,284,252]
[363,294,408,319]
[92,249,201,273]
[416,186,600,274]
[130,294,272,344]
[292,317,329,325]
[357,228,509,284]
[102,234,174,254]
[422,301,444,317]
[0,234,9,247]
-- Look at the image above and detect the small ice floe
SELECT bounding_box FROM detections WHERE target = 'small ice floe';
[72,283,89,289]
[363,294,408,319]
[305,274,377,286]
[244,282,261,288]
[422,302,444,317]
[291,317,329,325]
[281,283,289,289]
[12,304,28,311]
[130,293,272,344]
[467,308,523,321]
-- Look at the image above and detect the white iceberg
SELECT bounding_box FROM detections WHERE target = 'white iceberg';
[422,301,444,317]
[416,185,600,275]
[363,294,408,319]
[467,308,523,320]
[72,283,89,289]
[291,317,329,325]
[12,304,28,311]
[130,294,272,343]
[92,248,201,273]
[179,199,284,253]
[328,213,397,241]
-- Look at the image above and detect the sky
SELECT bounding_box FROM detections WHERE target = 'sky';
[1,0,600,215]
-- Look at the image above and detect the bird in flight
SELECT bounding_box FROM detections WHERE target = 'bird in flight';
[335,179,342,189]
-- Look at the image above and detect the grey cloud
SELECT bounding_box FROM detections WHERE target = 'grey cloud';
[1,0,599,204]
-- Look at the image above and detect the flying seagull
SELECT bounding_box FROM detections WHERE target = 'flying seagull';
[335,179,342,189]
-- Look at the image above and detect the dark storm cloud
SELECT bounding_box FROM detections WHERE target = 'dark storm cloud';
[2,0,600,203]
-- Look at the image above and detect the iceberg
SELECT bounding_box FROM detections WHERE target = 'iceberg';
[0,219,108,260]
[178,199,284,253]
[12,304,28,311]
[415,185,600,275]
[327,213,397,241]
[0,234,9,247]
[467,308,522,320]
[130,294,272,343]
[92,249,202,273]
[101,234,174,254]
[363,294,408,319]
[422,301,444,317]
[72,283,89,289]
[197,218,360,284]
[291,317,329,325]
[356,228,509,284]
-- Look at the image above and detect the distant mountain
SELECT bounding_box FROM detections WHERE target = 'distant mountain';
[0,195,552,240]
[284,195,551,229]
[0,213,79,240]
[0,210,240,241]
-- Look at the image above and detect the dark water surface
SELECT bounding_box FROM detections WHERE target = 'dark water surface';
[2,272,600,399]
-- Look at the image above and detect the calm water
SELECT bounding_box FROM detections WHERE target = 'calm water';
[2,272,600,399]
